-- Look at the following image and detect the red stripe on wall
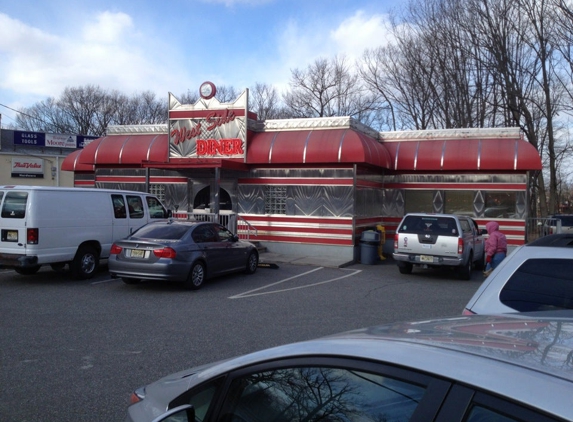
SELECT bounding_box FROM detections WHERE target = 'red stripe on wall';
[239,215,353,225]
[96,176,188,184]
[74,180,95,187]
[238,178,354,186]
[244,234,354,246]
[384,183,526,190]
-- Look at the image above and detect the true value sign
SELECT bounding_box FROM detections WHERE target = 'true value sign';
[167,90,248,160]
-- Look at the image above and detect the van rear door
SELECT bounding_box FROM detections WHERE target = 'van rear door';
[0,190,30,256]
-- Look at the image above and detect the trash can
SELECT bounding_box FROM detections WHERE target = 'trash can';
[360,230,380,265]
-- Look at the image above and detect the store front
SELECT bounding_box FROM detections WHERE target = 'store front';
[62,84,542,261]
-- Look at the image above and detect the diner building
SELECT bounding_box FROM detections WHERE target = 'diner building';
[56,85,541,262]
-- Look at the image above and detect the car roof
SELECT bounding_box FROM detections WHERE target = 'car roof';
[526,233,573,247]
[187,313,573,419]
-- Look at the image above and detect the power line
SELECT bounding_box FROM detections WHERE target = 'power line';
[0,102,49,126]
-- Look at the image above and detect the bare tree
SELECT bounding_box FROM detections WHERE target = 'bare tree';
[283,56,376,121]
[249,82,288,120]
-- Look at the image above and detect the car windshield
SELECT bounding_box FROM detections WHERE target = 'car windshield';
[399,216,458,236]
[131,224,190,240]
[555,216,573,226]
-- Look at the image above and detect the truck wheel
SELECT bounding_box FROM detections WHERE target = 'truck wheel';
[15,265,41,275]
[245,251,259,274]
[398,262,413,274]
[184,262,205,290]
[458,253,473,280]
[71,246,99,280]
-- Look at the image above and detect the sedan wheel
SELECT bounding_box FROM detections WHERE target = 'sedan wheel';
[185,262,205,290]
[245,251,259,274]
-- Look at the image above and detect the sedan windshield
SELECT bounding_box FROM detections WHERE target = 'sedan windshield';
[131,224,190,240]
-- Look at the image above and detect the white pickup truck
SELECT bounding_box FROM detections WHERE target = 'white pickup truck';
[392,213,486,280]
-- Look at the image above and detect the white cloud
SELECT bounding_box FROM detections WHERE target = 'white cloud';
[0,11,185,108]
[269,10,392,93]
[330,11,393,61]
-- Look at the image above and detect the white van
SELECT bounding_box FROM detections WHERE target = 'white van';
[0,186,171,279]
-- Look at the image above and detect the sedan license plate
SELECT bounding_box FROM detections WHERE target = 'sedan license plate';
[420,255,433,263]
[129,249,146,259]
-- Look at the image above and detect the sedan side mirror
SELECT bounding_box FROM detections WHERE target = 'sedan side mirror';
[151,404,195,422]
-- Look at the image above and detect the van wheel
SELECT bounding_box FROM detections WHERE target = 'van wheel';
[15,265,41,275]
[245,251,259,274]
[458,253,473,280]
[71,246,99,280]
[398,263,413,274]
[184,262,205,290]
[122,278,140,285]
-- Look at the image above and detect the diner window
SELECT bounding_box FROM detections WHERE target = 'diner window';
[445,191,474,216]
[265,186,287,215]
[484,192,516,218]
[404,190,434,213]
[149,184,166,201]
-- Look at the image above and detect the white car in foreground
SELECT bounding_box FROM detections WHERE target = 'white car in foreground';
[126,312,573,422]
[463,233,573,315]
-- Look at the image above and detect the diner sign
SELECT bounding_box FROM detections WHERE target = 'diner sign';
[168,87,248,160]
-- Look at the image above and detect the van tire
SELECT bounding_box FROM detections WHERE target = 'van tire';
[398,262,413,274]
[71,246,99,280]
[184,262,205,290]
[15,265,41,275]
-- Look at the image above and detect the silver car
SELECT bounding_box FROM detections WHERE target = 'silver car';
[126,312,573,422]
[108,220,259,290]
[464,233,573,315]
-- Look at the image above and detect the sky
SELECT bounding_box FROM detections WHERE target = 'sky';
[0,0,406,128]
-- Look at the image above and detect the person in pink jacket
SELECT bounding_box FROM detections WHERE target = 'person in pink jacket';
[484,221,507,276]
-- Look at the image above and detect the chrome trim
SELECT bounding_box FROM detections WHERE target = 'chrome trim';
[380,127,520,141]
[514,139,519,170]
[338,130,347,163]
[118,136,132,164]
[268,132,279,164]
[146,135,161,162]
[477,139,482,170]
[302,131,313,164]
[440,140,447,171]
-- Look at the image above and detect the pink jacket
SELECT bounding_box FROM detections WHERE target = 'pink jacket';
[485,221,507,258]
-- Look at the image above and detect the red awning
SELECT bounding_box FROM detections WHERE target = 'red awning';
[61,149,94,172]
[383,138,541,171]
[247,128,393,168]
[62,129,542,172]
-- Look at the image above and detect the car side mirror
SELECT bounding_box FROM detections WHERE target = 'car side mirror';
[232,234,239,242]
[480,229,488,235]
[152,404,195,422]
[167,210,173,218]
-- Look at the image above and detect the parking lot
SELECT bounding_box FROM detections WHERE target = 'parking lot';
[0,258,485,421]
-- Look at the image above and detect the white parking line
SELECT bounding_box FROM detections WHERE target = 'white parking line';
[229,267,362,299]
[91,278,117,285]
